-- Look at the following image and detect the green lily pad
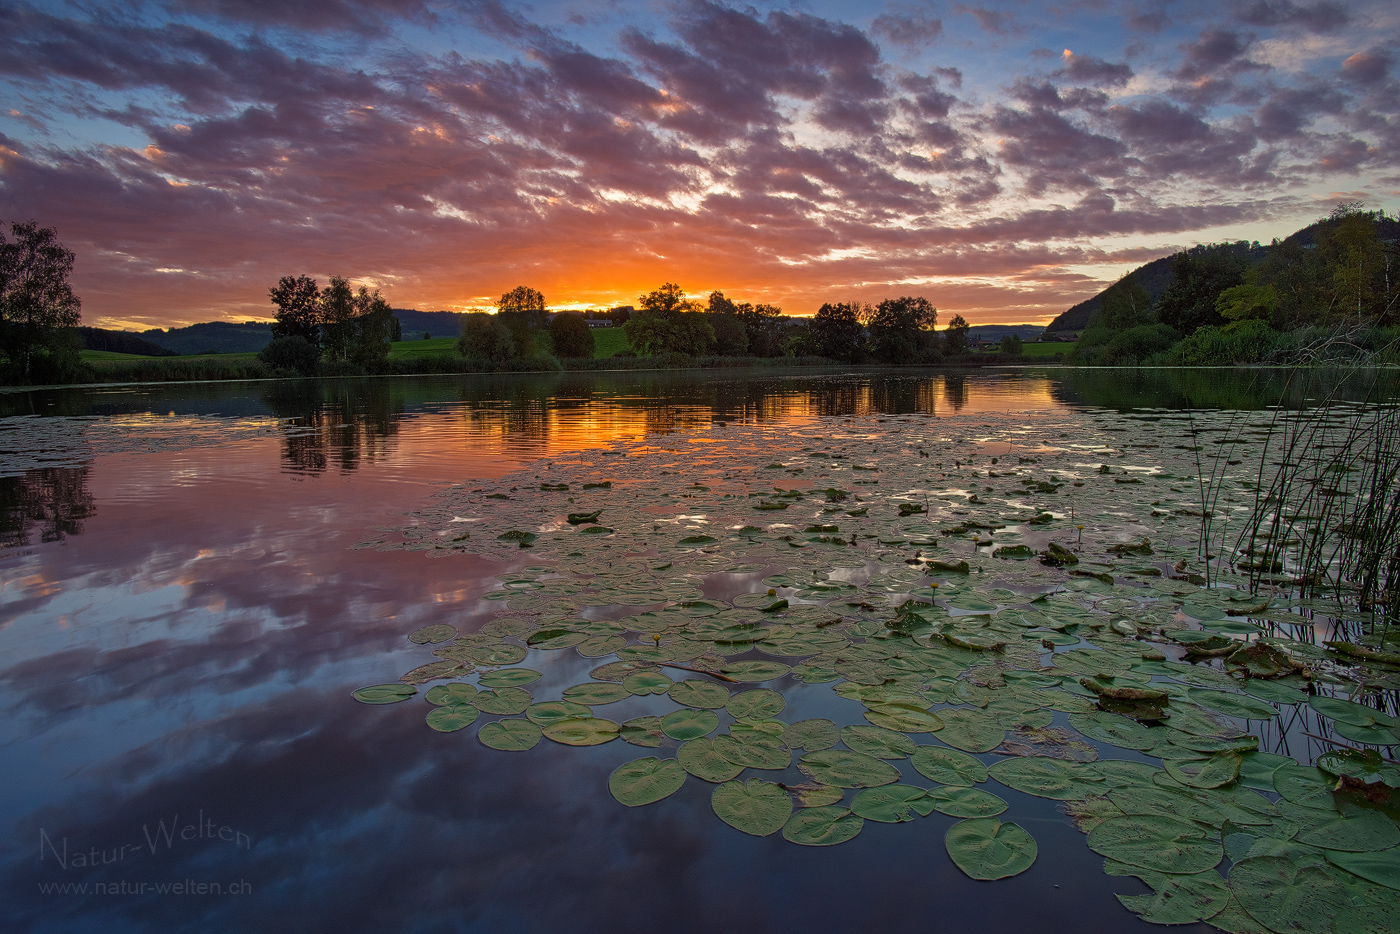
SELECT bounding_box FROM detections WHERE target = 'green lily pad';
[1317,748,1400,786]
[989,756,1104,800]
[936,708,1006,753]
[409,624,457,644]
[713,734,790,770]
[945,818,1038,880]
[726,689,786,720]
[1241,680,1308,705]
[619,715,665,747]
[525,701,592,726]
[1309,695,1398,728]
[782,807,864,846]
[668,679,731,709]
[1331,720,1400,745]
[1107,863,1230,925]
[911,745,988,785]
[527,628,587,649]
[1237,751,1295,792]
[562,682,631,705]
[425,704,479,732]
[1189,689,1278,721]
[1164,752,1242,789]
[799,750,901,788]
[719,660,792,682]
[1325,848,1400,891]
[465,642,528,666]
[864,702,945,733]
[712,779,793,836]
[1069,710,1159,750]
[542,717,620,746]
[1296,812,1400,852]
[851,784,936,822]
[787,782,845,808]
[471,687,533,715]
[352,683,416,704]
[478,718,542,751]
[1272,764,1336,810]
[923,785,1008,818]
[783,719,840,751]
[478,668,542,688]
[577,634,627,657]
[678,738,744,782]
[623,670,674,695]
[425,682,478,706]
[661,708,720,741]
[609,757,687,807]
[841,724,917,759]
[1228,856,1374,934]
[1087,816,1223,873]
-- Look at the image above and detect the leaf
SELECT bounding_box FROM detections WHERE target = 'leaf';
[1296,812,1400,852]
[841,724,917,759]
[542,717,620,746]
[1087,816,1223,874]
[1272,764,1336,810]
[713,734,790,770]
[782,718,839,751]
[989,756,1104,800]
[409,624,456,644]
[1164,752,1243,789]
[1228,856,1357,934]
[561,682,630,705]
[620,715,665,747]
[478,718,541,751]
[471,687,533,715]
[1325,848,1400,891]
[678,738,745,782]
[577,634,627,657]
[424,682,477,706]
[782,807,864,846]
[911,745,988,785]
[609,757,687,807]
[478,668,541,688]
[527,628,587,649]
[425,704,479,732]
[1310,696,1398,728]
[525,701,592,726]
[798,750,901,788]
[668,679,730,709]
[623,670,674,695]
[661,708,720,741]
[787,782,845,808]
[719,660,792,682]
[1237,751,1294,792]
[726,689,786,720]
[851,785,936,822]
[922,785,1008,818]
[1069,710,1158,750]
[945,818,1037,880]
[352,683,416,704]
[935,708,1005,753]
[712,779,793,836]
[1189,689,1278,721]
[864,703,945,733]
[1105,864,1230,925]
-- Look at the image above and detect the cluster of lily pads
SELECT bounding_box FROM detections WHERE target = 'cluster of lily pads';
[355,409,1399,933]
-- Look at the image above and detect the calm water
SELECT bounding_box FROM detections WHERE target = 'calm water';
[0,367,1379,934]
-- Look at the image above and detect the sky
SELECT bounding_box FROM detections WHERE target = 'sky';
[0,0,1397,329]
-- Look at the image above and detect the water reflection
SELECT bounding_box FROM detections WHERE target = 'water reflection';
[261,381,404,475]
[0,466,95,547]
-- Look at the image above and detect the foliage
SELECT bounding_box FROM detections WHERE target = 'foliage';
[1164,320,1295,365]
[1073,322,1179,365]
[998,333,1023,355]
[943,314,971,355]
[1155,242,1253,336]
[1215,282,1277,323]
[624,283,715,355]
[1098,273,1153,331]
[549,312,595,359]
[0,220,84,384]
[258,335,321,375]
[496,285,549,355]
[269,275,322,346]
[268,274,394,368]
[811,302,867,362]
[865,296,938,363]
[736,303,784,357]
[457,312,516,361]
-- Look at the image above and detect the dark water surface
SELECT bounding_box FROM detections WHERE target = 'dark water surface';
[0,367,1371,934]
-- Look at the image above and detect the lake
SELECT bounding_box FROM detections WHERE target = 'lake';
[2,367,1396,934]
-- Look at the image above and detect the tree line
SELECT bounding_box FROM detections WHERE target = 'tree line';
[262,274,401,374]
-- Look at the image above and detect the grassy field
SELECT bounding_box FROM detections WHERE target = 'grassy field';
[81,349,260,363]
[388,337,458,358]
[982,341,1074,357]
[591,328,629,358]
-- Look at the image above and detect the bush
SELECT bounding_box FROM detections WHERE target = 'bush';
[999,334,1023,355]
[457,313,515,361]
[549,313,595,358]
[1165,321,1293,365]
[1072,323,1178,365]
[257,335,320,375]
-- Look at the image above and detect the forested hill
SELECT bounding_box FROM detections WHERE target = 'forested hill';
[1045,212,1400,335]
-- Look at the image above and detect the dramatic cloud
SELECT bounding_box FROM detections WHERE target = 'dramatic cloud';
[0,0,1396,327]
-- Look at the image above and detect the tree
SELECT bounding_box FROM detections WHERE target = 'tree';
[0,220,83,383]
[1098,273,1153,331]
[317,276,356,363]
[623,283,715,355]
[1216,282,1278,323]
[258,335,320,375]
[706,290,748,355]
[866,296,937,363]
[269,275,322,346]
[811,302,867,362]
[943,314,971,355]
[999,334,1023,355]
[736,303,783,357]
[457,313,515,361]
[346,285,396,369]
[550,312,595,358]
[1155,242,1251,335]
[496,286,548,355]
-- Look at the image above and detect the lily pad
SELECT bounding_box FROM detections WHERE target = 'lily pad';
[1309,695,1398,728]
[1107,863,1230,925]
[783,718,840,751]
[799,750,901,788]
[1069,710,1159,751]
[1272,764,1336,810]
[786,782,845,808]
[623,670,674,695]
[678,738,745,782]
[609,757,687,807]
[620,715,665,747]
[542,717,620,746]
[782,807,864,846]
[661,708,720,741]
[864,703,945,733]
[1296,812,1400,852]
[712,779,793,836]
[851,784,936,822]
[911,745,988,785]
[1228,856,1371,934]
[841,724,916,759]
[719,660,792,682]
[426,704,479,732]
[1164,752,1242,789]
[1087,816,1223,873]
[989,756,1104,800]
[525,701,592,726]
[471,687,533,715]
[1189,689,1278,721]
[1325,848,1400,891]
[562,682,631,705]
[936,708,1006,753]
[713,734,790,770]
[668,679,731,709]
[425,682,477,706]
[527,629,587,649]
[923,785,1008,818]
[478,668,542,688]
[726,689,786,720]
[478,718,542,751]
[352,683,416,704]
[409,624,457,644]
[945,818,1038,880]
